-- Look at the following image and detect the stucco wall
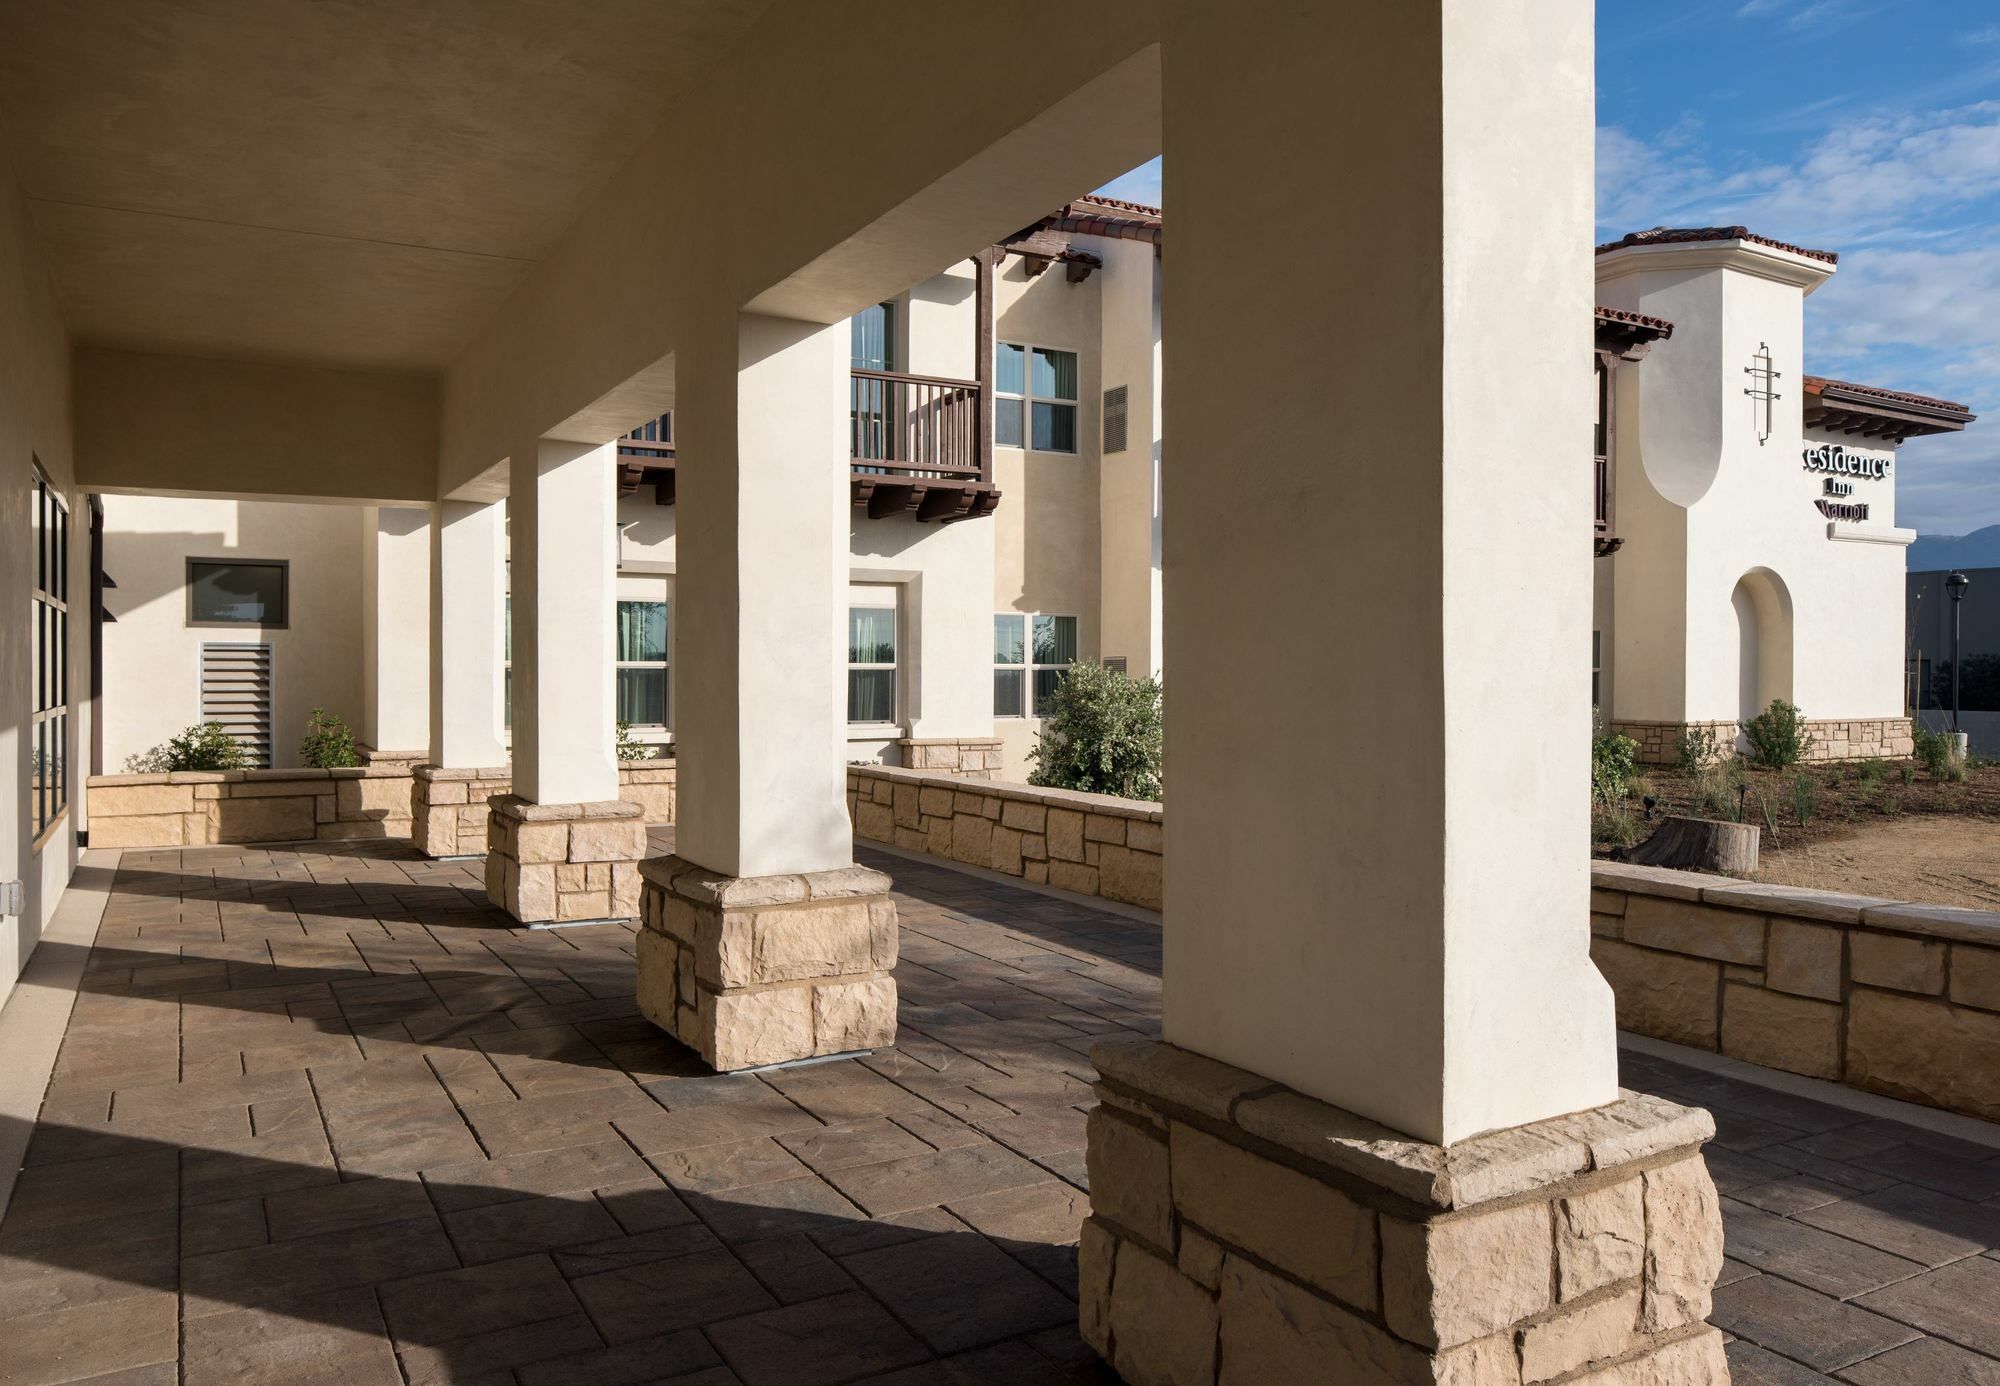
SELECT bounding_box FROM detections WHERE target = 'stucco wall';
[990,252,1106,779]
[99,494,366,771]
[0,157,79,1007]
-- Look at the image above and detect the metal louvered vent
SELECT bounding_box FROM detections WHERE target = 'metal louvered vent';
[1103,385,1129,453]
[1103,656,1129,675]
[200,642,274,768]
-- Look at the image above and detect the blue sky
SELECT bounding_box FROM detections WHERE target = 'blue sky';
[1097,1,2000,536]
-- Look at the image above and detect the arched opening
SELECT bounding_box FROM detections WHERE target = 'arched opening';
[1730,567,1795,724]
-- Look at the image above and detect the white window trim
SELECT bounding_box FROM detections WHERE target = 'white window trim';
[616,597,671,731]
[996,341,1080,455]
[848,590,901,728]
[994,611,1077,720]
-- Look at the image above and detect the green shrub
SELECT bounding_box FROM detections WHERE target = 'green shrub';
[1898,764,1916,787]
[1674,724,1724,775]
[1790,773,1815,827]
[1028,662,1163,801]
[615,721,655,762]
[1912,726,1964,781]
[1742,699,1814,770]
[1591,712,1639,809]
[298,707,361,769]
[1856,757,1886,785]
[160,722,249,772]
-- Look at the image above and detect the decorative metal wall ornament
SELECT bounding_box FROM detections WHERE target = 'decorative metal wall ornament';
[1743,342,1781,446]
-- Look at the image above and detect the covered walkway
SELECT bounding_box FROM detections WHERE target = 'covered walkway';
[3,841,1997,1384]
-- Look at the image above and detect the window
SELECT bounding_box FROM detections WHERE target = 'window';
[848,588,898,723]
[994,613,1077,717]
[31,467,68,839]
[188,559,287,626]
[996,342,1078,453]
[852,302,897,469]
[503,596,512,730]
[617,597,669,727]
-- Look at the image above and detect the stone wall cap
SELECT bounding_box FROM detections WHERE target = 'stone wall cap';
[1860,901,2000,947]
[1599,861,2000,941]
[639,854,890,908]
[1097,1041,1715,1212]
[849,763,1163,822]
[894,737,1004,749]
[242,767,329,781]
[88,773,170,786]
[1090,1038,1274,1124]
[489,795,641,822]
[1699,881,1895,925]
[1588,862,1706,900]
[170,772,236,783]
[417,764,513,781]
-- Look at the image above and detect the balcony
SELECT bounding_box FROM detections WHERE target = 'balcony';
[616,368,1000,524]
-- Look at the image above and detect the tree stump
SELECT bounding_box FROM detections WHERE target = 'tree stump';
[1624,816,1759,875]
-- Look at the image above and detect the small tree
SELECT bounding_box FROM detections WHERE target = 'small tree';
[1742,699,1814,770]
[1028,662,1162,802]
[161,722,250,772]
[299,707,362,768]
[1591,714,1639,809]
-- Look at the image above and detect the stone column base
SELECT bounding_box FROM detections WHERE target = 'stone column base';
[635,855,898,1071]
[412,764,513,857]
[483,795,645,924]
[1081,1039,1728,1386]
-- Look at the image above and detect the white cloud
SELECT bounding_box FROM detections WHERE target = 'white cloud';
[1602,101,2000,532]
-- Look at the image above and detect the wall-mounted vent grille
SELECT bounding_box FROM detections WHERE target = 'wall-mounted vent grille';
[200,642,273,768]
[1103,385,1129,454]
[1103,656,1129,675]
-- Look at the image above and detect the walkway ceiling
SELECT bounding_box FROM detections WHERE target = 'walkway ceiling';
[0,0,773,371]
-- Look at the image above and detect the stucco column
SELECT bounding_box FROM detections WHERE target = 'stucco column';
[412,497,508,857]
[1079,3,1726,1379]
[508,439,618,807]
[675,313,851,880]
[360,506,431,754]
[635,311,897,1069]
[480,439,643,925]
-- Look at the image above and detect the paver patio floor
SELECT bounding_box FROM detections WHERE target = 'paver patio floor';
[3,836,1999,1384]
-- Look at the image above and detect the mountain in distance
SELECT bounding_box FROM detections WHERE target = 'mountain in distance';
[1908,525,2000,572]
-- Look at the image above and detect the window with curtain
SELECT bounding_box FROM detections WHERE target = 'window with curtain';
[848,602,898,723]
[995,342,1078,453]
[31,466,68,839]
[617,600,669,726]
[993,612,1077,718]
[502,596,511,730]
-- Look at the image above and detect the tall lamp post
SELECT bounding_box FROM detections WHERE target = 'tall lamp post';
[1947,570,1970,736]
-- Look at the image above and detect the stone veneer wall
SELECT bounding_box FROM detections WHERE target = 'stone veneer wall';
[1081,1038,1727,1385]
[89,759,678,851]
[1593,862,2000,1122]
[846,765,1162,912]
[88,767,419,847]
[892,737,1003,780]
[1608,717,1915,766]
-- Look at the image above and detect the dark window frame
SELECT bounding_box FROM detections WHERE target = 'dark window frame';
[186,557,290,629]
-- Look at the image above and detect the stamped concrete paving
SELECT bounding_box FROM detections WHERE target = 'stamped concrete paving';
[3,837,1998,1384]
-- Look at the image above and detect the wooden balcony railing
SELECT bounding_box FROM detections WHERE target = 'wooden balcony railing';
[850,369,986,482]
